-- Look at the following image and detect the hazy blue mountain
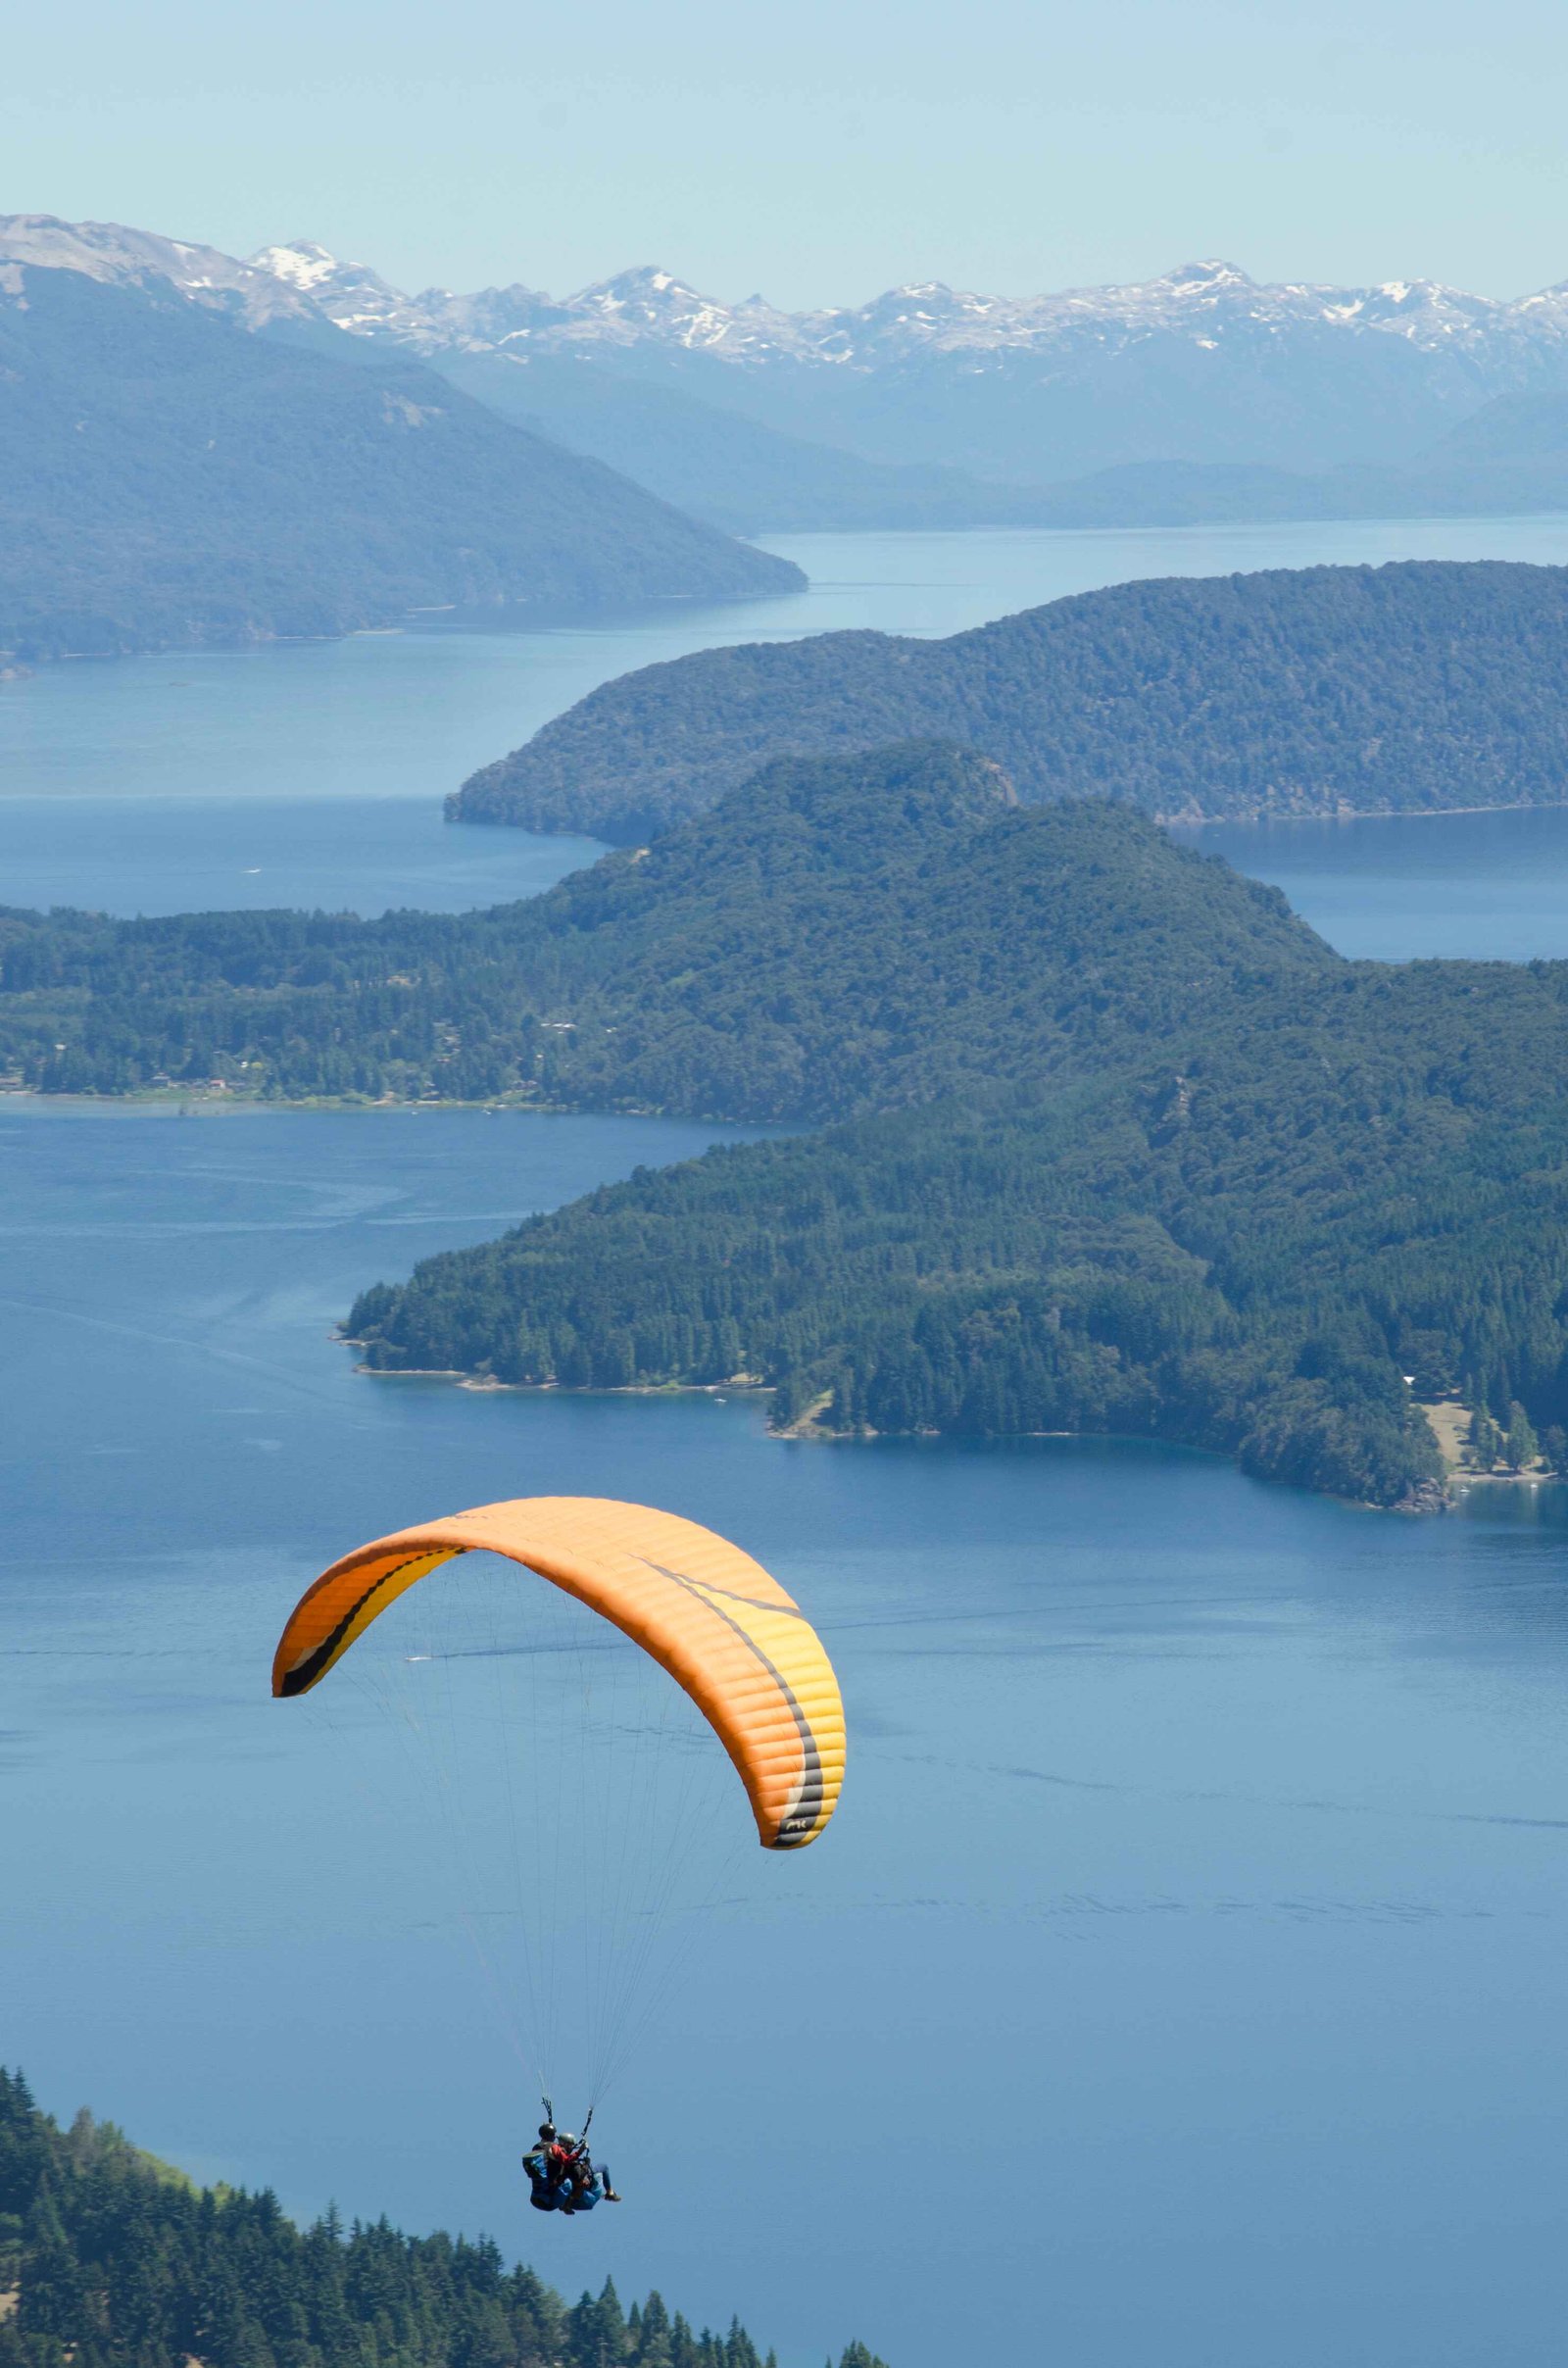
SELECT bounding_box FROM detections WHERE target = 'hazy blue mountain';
[432,346,1068,533]
[250,243,1568,522]
[253,248,1568,482]
[22,212,1568,565]
[249,241,1066,530]
[1009,390,1568,526]
[0,237,801,661]
[452,560,1568,841]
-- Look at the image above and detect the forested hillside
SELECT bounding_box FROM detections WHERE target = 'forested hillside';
[5,739,1566,1505]
[0,268,800,662]
[0,747,1338,1110]
[346,949,1568,1508]
[452,561,1568,842]
[0,2069,878,2368]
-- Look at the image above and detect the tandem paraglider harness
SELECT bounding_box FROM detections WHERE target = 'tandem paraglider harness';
[523,2100,620,2213]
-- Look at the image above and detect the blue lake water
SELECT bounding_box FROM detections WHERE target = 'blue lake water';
[6,512,1568,810]
[8,518,1568,946]
[9,518,1568,2368]
[0,797,602,919]
[7,1102,1568,2368]
[1183,806,1568,963]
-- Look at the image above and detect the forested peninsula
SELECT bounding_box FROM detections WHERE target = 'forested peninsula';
[0,2069,877,2368]
[7,742,1568,1506]
[451,561,1568,843]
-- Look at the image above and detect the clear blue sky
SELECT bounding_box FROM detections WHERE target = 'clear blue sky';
[6,0,1567,307]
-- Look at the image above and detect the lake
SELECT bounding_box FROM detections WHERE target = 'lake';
[8,516,1568,945]
[1183,805,1568,962]
[8,517,1568,2368]
[7,1101,1568,2368]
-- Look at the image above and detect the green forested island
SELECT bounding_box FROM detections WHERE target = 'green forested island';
[6,742,1568,1505]
[0,267,799,662]
[0,2069,876,2368]
[451,560,1568,843]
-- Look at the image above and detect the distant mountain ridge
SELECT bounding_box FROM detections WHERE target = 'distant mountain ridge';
[22,214,1568,532]
[0,215,1057,535]
[248,243,1568,481]
[151,224,1087,530]
[253,244,1568,392]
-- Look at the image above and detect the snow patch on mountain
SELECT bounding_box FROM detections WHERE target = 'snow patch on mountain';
[251,240,340,292]
[15,214,1568,397]
[244,238,1568,393]
[0,215,318,330]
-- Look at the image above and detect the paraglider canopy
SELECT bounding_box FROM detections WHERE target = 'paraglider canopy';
[272,1496,845,1850]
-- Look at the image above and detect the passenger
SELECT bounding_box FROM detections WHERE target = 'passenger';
[554,2131,621,2210]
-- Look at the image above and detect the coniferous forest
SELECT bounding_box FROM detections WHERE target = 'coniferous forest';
[450,560,1568,842]
[7,740,1568,1505]
[0,2072,881,2368]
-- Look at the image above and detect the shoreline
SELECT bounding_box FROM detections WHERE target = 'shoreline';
[1417,1398,1560,1492]
[0,1085,773,1123]
[346,1357,1499,1510]
[351,1355,773,1408]
[0,1088,577,1117]
[1163,796,1568,832]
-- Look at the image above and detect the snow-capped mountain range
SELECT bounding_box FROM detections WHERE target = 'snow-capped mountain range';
[14,213,1568,387]
[13,212,1568,486]
[207,238,1568,479]
[253,239,1568,384]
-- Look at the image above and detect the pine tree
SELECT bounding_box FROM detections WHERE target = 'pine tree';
[0,2070,828,2368]
[1469,1409,1502,1469]
[1505,1402,1540,1471]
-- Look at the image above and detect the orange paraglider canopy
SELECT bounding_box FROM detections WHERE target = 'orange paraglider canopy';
[272,1496,844,1850]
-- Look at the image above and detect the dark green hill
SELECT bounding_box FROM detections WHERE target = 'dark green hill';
[480,745,1334,1119]
[0,745,1335,1116]
[348,932,1568,1507]
[0,269,801,661]
[6,738,1568,1505]
[0,2068,879,2368]
[452,559,1568,842]
[3,738,1568,1505]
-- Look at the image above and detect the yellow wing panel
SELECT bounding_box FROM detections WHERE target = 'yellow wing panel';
[272,1497,845,1850]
